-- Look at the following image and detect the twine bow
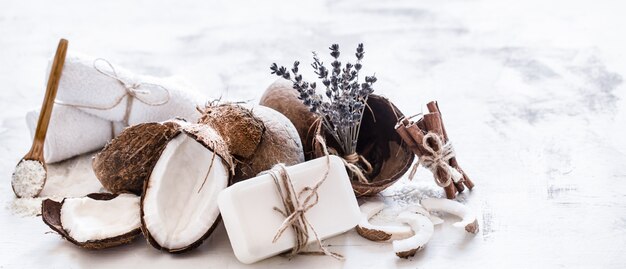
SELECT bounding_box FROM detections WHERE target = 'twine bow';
[341,152,373,184]
[263,135,342,260]
[310,118,372,184]
[414,132,463,187]
[55,58,171,126]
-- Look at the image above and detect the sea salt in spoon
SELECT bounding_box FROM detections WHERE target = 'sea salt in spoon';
[11,39,68,198]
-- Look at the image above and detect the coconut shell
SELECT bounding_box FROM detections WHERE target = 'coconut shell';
[197,104,264,159]
[259,79,319,155]
[93,120,183,195]
[41,193,141,250]
[355,226,393,241]
[180,123,235,175]
[260,79,414,196]
[197,103,304,183]
[140,123,233,254]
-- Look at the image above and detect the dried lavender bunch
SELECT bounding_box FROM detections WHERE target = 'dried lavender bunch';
[270,43,377,156]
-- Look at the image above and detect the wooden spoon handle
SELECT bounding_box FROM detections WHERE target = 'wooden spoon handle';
[27,39,68,159]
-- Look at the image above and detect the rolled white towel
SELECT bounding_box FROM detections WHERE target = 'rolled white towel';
[26,105,124,163]
[53,52,206,125]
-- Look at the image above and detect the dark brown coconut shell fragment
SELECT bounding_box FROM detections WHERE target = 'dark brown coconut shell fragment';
[140,123,233,254]
[41,193,141,250]
[355,226,393,241]
[260,79,414,196]
[93,120,183,195]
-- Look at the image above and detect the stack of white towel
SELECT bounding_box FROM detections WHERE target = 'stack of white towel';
[27,52,207,163]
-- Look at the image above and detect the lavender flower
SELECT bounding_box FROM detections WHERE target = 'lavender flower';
[270,43,377,155]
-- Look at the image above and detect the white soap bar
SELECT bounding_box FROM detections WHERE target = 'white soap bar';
[218,155,360,264]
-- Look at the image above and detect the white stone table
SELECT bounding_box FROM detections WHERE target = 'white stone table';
[1,0,625,268]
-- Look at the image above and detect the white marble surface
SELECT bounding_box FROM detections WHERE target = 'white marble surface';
[1,0,626,268]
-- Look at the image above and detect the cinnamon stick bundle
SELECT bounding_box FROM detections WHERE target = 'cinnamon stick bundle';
[394,101,474,199]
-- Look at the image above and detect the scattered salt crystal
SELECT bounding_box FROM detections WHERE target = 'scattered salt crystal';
[11,160,46,198]
[7,197,45,217]
[368,179,444,225]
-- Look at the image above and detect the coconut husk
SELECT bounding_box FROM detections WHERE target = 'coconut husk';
[93,120,183,195]
[41,193,141,250]
[197,103,304,183]
[196,104,264,159]
[260,79,414,197]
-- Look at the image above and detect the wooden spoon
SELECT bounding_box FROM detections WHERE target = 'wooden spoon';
[11,39,68,198]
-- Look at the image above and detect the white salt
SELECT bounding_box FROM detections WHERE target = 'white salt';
[7,197,46,217]
[370,179,444,225]
[9,153,105,217]
[11,160,46,198]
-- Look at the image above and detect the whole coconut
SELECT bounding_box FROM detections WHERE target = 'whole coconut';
[260,79,415,196]
[197,103,304,182]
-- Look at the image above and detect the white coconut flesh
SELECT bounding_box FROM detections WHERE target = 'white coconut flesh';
[60,194,141,243]
[421,198,478,233]
[142,133,229,250]
[357,201,413,241]
[392,212,434,256]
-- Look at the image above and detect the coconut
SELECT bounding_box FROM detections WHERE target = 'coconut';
[197,103,304,182]
[141,123,233,253]
[41,193,141,250]
[93,119,185,195]
[260,79,415,196]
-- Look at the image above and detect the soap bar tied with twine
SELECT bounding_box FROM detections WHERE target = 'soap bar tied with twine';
[262,135,343,260]
[394,101,475,199]
[55,58,171,127]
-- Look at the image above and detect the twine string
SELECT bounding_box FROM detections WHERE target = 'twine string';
[310,119,372,184]
[263,134,343,260]
[54,58,171,125]
[415,132,463,187]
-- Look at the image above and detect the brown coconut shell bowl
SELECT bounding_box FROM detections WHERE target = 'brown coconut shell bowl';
[260,79,415,197]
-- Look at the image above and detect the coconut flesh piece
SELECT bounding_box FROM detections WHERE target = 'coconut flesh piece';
[392,212,434,258]
[42,193,142,250]
[356,201,413,241]
[356,201,443,242]
[141,124,231,253]
[61,193,140,242]
[421,198,479,234]
[404,204,444,225]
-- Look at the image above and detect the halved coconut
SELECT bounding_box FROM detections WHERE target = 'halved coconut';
[41,193,141,250]
[93,119,186,195]
[260,79,414,197]
[141,123,233,253]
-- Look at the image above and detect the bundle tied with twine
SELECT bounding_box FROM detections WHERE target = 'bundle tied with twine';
[55,58,171,128]
[394,101,475,199]
[410,132,463,188]
[310,118,373,184]
[262,134,343,260]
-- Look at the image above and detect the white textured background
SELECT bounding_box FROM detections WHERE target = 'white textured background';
[1,0,625,268]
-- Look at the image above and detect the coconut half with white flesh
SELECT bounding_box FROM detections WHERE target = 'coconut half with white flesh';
[41,193,141,250]
[141,123,233,253]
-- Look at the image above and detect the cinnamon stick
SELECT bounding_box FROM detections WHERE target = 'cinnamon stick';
[422,113,457,199]
[426,101,474,189]
[395,120,418,152]
[423,110,465,193]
